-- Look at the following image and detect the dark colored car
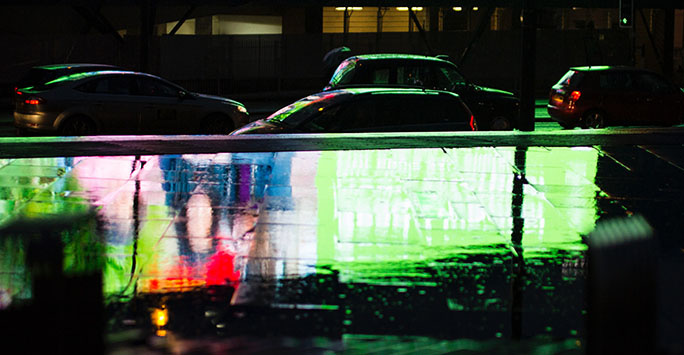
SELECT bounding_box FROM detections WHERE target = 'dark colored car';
[547,66,684,129]
[323,54,519,130]
[14,70,249,136]
[230,88,476,135]
[13,63,121,104]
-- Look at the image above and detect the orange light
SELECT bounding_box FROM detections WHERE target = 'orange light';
[569,91,581,102]
[25,99,42,105]
[152,308,168,327]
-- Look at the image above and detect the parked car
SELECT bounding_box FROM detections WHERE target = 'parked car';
[230,88,476,135]
[323,54,519,130]
[547,66,684,129]
[13,63,121,104]
[14,70,249,136]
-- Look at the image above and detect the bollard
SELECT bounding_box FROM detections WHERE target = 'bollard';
[586,215,657,354]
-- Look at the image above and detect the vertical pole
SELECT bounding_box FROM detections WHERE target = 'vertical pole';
[519,0,537,131]
[510,146,527,340]
[376,7,384,52]
[140,0,149,72]
[343,8,350,46]
[664,9,675,77]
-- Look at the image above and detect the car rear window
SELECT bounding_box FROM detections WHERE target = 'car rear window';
[555,70,584,88]
[17,68,56,89]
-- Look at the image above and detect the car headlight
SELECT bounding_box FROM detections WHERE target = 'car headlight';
[237,105,248,114]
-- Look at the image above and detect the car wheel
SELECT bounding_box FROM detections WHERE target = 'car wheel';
[490,116,511,130]
[582,110,606,129]
[60,116,96,136]
[201,114,233,134]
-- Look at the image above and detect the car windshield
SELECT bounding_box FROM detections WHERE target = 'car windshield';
[266,92,343,127]
[329,59,357,87]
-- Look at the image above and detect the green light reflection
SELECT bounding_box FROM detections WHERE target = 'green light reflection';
[315,147,598,281]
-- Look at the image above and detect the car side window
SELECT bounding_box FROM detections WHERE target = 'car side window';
[137,77,179,97]
[372,69,390,84]
[334,99,377,131]
[397,66,429,86]
[437,65,466,89]
[78,76,134,95]
[302,99,377,132]
[633,73,675,94]
[299,105,344,132]
[599,72,634,90]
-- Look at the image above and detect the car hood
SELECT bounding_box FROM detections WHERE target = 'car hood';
[230,120,290,135]
[193,93,244,106]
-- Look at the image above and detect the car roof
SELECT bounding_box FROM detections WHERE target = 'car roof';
[322,87,459,99]
[569,65,650,73]
[43,70,162,86]
[346,53,453,64]
[33,63,120,70]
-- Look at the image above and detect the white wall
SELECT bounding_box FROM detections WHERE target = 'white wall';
[213,15,282,35]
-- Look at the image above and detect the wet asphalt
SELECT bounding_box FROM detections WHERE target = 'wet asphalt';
[1,100,684,353]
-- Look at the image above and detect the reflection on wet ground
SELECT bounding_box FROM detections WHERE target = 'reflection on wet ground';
[1,145,683,353]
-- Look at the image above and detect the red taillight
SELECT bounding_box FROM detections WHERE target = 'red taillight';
[24,97,44,105]
[569,90,581,102]
[470,114,476,130]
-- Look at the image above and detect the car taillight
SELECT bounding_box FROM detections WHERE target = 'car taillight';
[569,90,581,102]
[24,96,45,105]
[470,114,476,130]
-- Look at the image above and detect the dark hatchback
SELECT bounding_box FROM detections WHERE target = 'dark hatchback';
[323,54,519,131]
[230,88,476,135]
[547,66,684,129]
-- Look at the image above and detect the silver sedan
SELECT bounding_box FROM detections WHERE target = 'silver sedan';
[14,70,249,136]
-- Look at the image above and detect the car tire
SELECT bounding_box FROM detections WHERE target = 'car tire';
[582,110,606,129]
[490,116,511,130]
[60,116,96,136]
[201,113,233,134]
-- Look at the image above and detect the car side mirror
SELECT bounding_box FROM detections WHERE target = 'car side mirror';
[178,90,191,100]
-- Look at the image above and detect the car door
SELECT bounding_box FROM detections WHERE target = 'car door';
[596,71,645,125]
[632,72,684,126]
[80,75,143,134]
[380,95,472,132]
[135,76,185,134]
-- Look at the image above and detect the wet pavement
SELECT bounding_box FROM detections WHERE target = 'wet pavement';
[1,128,684,354]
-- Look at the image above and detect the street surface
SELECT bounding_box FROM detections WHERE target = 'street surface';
[2,98,684,353]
